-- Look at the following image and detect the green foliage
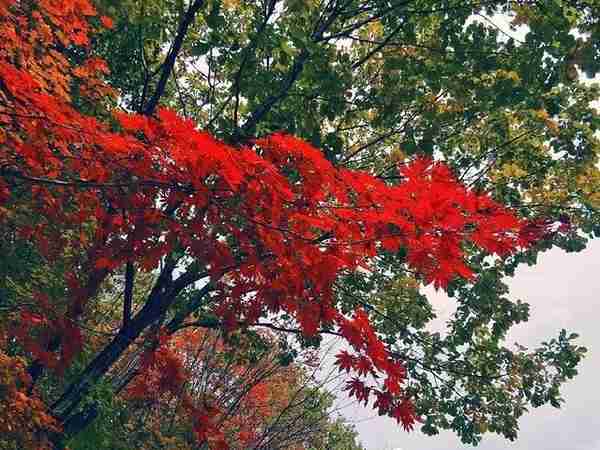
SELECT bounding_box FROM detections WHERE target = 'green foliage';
[310,416,366,450]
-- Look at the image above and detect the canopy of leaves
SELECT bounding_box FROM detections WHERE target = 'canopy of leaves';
[94,0,597,443]
[0,0,597,448]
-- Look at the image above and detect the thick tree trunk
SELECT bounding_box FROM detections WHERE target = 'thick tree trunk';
[50,281,214,447]
[51,286,171,421]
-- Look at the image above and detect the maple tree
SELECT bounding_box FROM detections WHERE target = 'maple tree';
[79,328,365,450]
[0,0,595,448]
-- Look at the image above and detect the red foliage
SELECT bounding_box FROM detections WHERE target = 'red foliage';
[127,334,188,399]
[122,329,322,449]
[0,344,60,449]
[0,1,545,445]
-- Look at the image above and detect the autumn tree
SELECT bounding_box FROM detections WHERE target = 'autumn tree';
[92,0,596,442]
[0,0,596,448]
[65,326,365,450]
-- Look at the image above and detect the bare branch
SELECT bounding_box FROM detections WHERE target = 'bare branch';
[122,262,135,328]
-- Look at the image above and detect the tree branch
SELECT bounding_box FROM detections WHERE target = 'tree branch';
[122,262,134,328]
[237,48,310,140]
[143,0,206,115]
[351,21,405,70]
[234,0,349,142]
[206,0,280,130]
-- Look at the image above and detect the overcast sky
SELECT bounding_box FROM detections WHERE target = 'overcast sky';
[340,239,600,450]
